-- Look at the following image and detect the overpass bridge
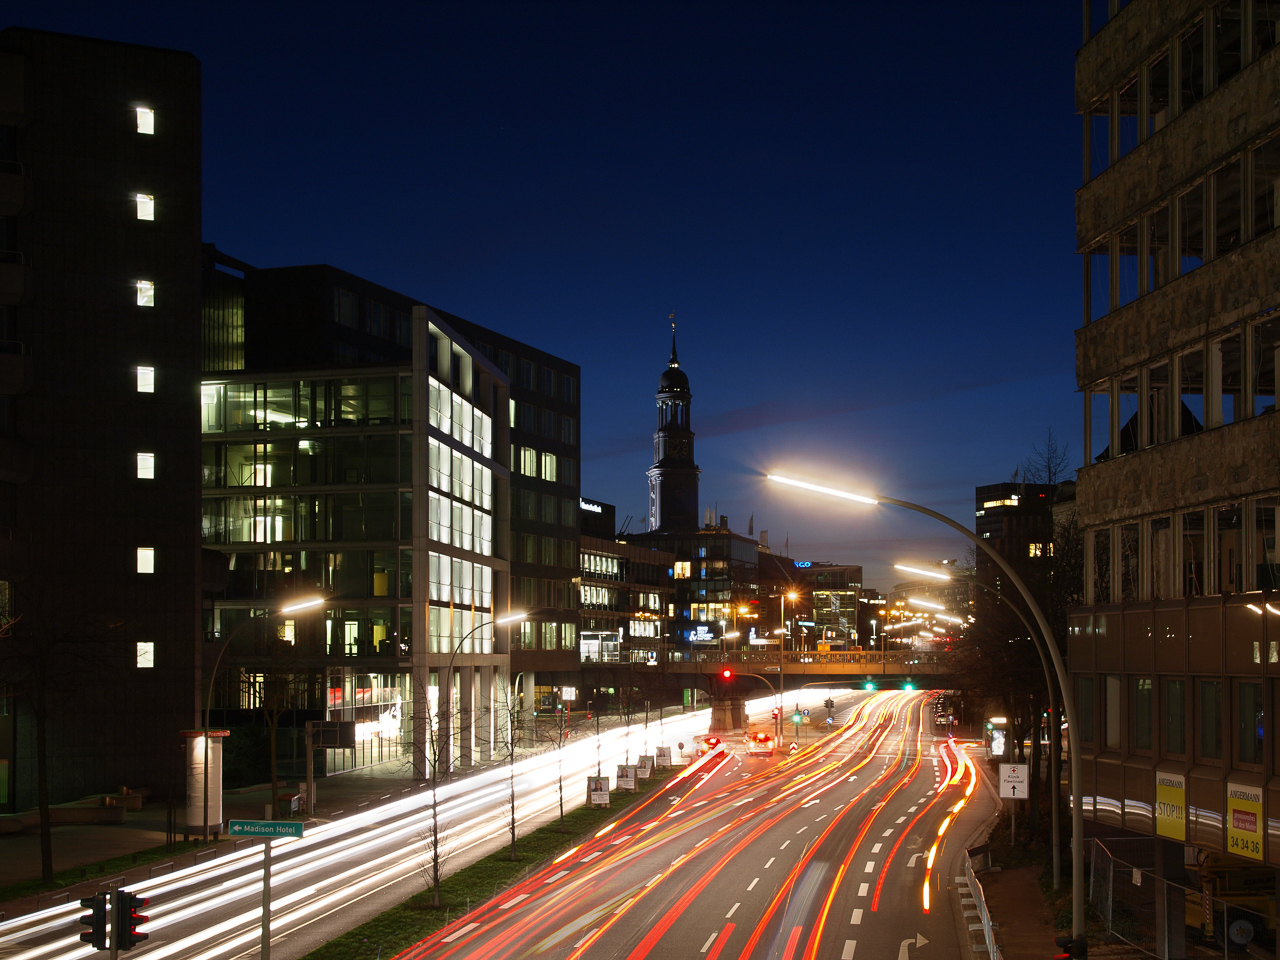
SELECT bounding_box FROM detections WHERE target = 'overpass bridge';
[663,649,948,680]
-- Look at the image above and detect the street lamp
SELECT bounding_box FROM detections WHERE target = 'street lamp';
[769,473,1086,940]
[437,610,527,779]
[202,596,323,840]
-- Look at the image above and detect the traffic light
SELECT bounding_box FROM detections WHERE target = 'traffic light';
[721,669,732,680]
[864,681,876,691]
[824,698,835,710]
[771,707,780,719]
[78,894,107,950]
[792,711,802,724]
[904,682,915,691]
[1054,936,1087,959]
[114,890,149,951]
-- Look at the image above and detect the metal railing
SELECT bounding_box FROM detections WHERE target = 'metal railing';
[1089,837,1274,958]
[962,845,1002,958]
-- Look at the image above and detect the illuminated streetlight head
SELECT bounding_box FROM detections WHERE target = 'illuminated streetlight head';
[767,474,878,505]
[893,563,951,581]
[497,611,529,625]
[908,597,944,610]
[279,596,324,614]
[787,591,798,601]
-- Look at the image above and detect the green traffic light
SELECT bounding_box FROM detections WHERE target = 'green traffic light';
[864,681,875,691]
[904,682,915,691]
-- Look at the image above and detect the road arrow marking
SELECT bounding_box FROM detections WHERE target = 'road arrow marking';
[908,854,923,867]
[897,933,931,960]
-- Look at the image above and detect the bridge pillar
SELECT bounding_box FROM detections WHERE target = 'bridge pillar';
[709,697,748,734]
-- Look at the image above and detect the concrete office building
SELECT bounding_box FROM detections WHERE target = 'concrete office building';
[1072,0,1280,872]
[0,29,205,809]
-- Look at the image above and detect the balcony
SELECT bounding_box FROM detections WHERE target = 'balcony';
[0,340,31,395]
[0,161,32,217]
[0,434,31,484]
[0,250,28,306]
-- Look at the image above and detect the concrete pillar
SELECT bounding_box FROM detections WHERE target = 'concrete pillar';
[479,665,494,762]
[438,667,454,776]
[709,697,748,733]
[458,665,475,767]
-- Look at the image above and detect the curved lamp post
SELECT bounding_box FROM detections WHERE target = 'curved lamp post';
[436,610,527,780]
[769,474,1085,940]
[202,595,324,840]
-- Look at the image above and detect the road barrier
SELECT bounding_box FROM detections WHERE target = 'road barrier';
[960,845,1002,958]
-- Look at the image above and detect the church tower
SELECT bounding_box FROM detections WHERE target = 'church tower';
[646,329,700,533]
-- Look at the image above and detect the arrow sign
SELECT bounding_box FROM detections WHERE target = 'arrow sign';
[908,853,923,867]
[998,763,1028,799]
[898,933,929,960]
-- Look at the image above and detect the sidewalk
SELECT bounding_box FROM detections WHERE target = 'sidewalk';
[0,708,704,916]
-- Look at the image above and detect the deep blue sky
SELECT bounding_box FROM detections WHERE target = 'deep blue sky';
[18,2,1083,589]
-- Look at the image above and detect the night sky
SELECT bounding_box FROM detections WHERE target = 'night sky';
[16,3,1084,589]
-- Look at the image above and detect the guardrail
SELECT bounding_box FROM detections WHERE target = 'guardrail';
[961,845,1002,958]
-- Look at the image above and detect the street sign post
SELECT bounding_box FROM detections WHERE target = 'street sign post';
[229,821,304,960]
[999,763,1029,844]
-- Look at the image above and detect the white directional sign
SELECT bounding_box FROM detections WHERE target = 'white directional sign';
[999,763,1029,798]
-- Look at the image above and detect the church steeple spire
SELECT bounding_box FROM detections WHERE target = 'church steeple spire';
[647,322,699,533]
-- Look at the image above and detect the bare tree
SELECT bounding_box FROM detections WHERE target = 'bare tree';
[1020,427,1073,485]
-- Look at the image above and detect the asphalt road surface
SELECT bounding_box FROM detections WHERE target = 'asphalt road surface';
[393,690,987,960]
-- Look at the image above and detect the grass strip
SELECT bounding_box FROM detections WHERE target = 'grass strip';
[300,766,678,960]
[0,838,206,904]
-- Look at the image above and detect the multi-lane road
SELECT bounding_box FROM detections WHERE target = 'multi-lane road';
[395,690,990,960]
[0,689,991,960]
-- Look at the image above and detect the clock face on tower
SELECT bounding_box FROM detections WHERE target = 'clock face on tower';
[667,438,689,459]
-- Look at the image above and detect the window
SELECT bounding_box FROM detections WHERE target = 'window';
[520,447,538,478]
[540,452,557,483]
[1237,681,1264,765]
[334,288,358,328]
[1217,503,1243,593]
[1087,242,1110,322]
[1117,223,1139,307]
[519,621,536,650]
[1151,517,1174,600]
[1214,334,1243,426]
[1180,348,1205,435]
[1255,497,1279,590]
[135,194,154,220]
[1093,529,1111,603]
[1251,317,1280,415]
[541,367,556,397]
[1256,0,1280,57]
[540,536,556,566]
[1213,160,1243,255]
[1087,98,1110,181]
[1183,511,1206,596]
[1199,679,1223,759]
[135,107,154,134]
[1214,1,1243,88]
[560,416,577,445]
[1146,54,1171,138]
[1180,21,1205,109]
[1120,524,1139,600]
[1132,678,1153,750]
[1146,361,1173,445]
[136,547,155,574]
[1028,543,1044,558]
[1178,183,1205,273]
[673,561,692,579]
[1117,76,1139,159]
[1105,675,1121,750]
[1164,679,1186,754]
[541,494,557,524]
[136,280,155,307]
[561,375,578,403]
[136,453,155,479]
[1089,381,1111,462]
[135,642,154,668]
[137,366,155,393]
[1252,133,1280,238]
[1078,677,1095,743]
[1146,204,1173,292]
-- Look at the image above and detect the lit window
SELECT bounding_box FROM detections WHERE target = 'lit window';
[541,451,557,482]
[674,561,692,579]
[136,107,155,134]
[136,547,155,573]
[280,620,296,645]
[136,366,155,393]
[136,453,155,479]
[136,194,154,220]
[983,498,1020,509]
[1028,543,1044,558]
[136,642,155,668]
[136,280,155,306]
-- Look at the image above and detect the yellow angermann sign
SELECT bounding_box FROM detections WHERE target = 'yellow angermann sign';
[1226,782,1264,861]
[1155,772,1186,841]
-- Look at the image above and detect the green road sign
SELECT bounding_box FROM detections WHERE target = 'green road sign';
[228,820,304,839]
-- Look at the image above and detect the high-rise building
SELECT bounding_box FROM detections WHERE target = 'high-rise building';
[438,313,582,712]
[1072,0,1280,866]
[0,29,205,809]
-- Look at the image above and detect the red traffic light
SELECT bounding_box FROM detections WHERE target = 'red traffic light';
[721,669,732,679]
